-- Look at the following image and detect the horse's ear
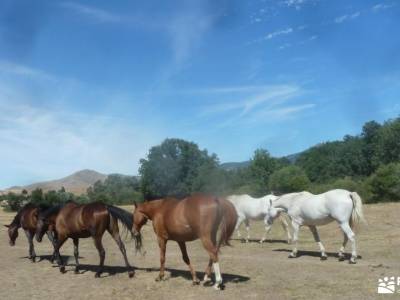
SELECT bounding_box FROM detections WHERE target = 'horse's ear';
[4,225,10,228]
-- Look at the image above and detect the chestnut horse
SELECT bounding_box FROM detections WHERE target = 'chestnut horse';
[5,203,56,262]
[132,195,237,290]
[36,201,140,278]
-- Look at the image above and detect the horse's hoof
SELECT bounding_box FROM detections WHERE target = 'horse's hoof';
[128,271,135,278]
[60,266,66,274]
[203,280,214,287]
[192,279,200,285]
[31,257,36,263]
[259,239,264,244]
[349,258,357,264]
[287,239,293,244]
[95,272,101,278]
[213,282,225,290]
[288,253,297,258]
[155,275,166,282]
[338,255,345,262]
[74,269,79,274]
[320,255,328,261]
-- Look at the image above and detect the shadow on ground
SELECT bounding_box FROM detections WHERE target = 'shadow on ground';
[273,249,362,259]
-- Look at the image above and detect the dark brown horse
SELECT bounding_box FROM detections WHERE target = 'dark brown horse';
[132,195,237,290]
[5,203,56,262]
[36,201,138,278]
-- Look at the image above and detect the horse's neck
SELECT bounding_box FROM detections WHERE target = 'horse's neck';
[273,195,295,210]
[140,200,165,219]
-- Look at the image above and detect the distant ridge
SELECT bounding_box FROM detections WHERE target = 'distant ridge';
[2,169,108,195]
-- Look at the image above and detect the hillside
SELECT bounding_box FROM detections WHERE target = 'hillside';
[3,169,107,195]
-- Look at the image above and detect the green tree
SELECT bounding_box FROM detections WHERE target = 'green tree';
[139,138,219,198]
[269,165,311,194]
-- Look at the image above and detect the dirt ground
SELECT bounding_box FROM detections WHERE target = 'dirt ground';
[0,203,399,300]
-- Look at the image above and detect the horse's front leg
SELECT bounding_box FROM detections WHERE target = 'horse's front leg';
[289,221,300,258]
[24,230,36,262]
[54,235,68,273]
[309,225,327,260]
[244,219,250,243]
[260,218,272,243]
[280,216,293,244]
[46,231,57,263]
[156,237,167,281]
[73,238,80,274]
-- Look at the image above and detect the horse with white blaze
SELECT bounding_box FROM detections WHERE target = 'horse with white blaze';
[227,194,292,243]
[266,189,366,263]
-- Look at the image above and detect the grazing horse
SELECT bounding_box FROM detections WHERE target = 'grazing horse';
[227,194,292,243]
[36,201,139,277]
[132,195,237,290]
[266,189,366,263]
[5,203,56,262]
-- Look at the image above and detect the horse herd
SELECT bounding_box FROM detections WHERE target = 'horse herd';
[4,189,366,290]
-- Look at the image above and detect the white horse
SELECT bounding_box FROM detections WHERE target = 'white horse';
[227,194,292,244]
[266,189,366,263]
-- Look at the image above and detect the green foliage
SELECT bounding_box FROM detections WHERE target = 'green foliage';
[139,138,219,198]
[2,192,26,211]
[87,174,143,205]
[269,166,311,194]
[248,149,279,196]
[366,163,400,203]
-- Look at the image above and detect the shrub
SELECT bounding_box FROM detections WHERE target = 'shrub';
[269,166,310,194]
[366,163,400,203]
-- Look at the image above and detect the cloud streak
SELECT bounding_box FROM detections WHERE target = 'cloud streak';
[334,12,361,24]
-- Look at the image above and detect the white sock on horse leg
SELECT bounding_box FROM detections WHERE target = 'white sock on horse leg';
[213,262,222,283]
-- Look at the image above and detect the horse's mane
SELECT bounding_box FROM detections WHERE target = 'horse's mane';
[9,202,37,226]
[39,200,75,219]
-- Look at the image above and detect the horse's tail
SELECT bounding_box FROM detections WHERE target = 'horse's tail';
[215,197,237,250]
[106,205,133,235]
[349,192,367,230]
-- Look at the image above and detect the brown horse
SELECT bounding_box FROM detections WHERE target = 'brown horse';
[5,203,56,262]
[132,195,237,290]
[36,201,139,278]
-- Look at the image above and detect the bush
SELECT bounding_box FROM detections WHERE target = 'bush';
[366,163,400,203]
[269,166,310,194]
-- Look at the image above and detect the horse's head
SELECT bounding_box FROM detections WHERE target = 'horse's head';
[132,202,148,253]
[35,214,49,243]
[265,199,285,225]
[4,224,18,246]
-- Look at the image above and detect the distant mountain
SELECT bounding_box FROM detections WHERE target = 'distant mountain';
[3,169,108,195]
[220,161,251,171]
[219,151,304,171]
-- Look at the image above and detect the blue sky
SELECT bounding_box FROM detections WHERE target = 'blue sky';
[0,0,399,188]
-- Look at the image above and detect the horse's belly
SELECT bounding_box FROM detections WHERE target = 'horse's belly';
[302,216,334,226]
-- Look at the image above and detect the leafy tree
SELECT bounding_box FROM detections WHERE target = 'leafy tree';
[139,138,219,198]
[366,163,400,202]
[30,188,44,205]
[248,149,278,196]
[269,166,310,194]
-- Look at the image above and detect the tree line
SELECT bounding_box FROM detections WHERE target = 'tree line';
[2,117,399,211]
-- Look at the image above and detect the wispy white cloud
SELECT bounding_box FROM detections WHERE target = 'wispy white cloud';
[334,11,361,24]
[265,27,294,40]
[61,2,123,23]
[372,3,395,12]
[252,103,315,122]
[0,61,55,82]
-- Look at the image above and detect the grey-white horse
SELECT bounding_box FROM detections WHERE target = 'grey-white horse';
[266,189,366,263]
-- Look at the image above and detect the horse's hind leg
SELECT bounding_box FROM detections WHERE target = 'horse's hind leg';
[93,237,106,278]
[46,231,57,263]
[203,258,213,284]
[235,215,244,241]
[260,218,272,243]
[178,241,200,285]
[339,222,357,264]
[73,238,80,274]
[108,226,134,278]
[201,238,224,290]
[308,225,327,260]
[338,233,348,261]
[24,230,36,262]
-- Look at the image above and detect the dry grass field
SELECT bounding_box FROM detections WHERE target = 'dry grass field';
[0,203,399,300]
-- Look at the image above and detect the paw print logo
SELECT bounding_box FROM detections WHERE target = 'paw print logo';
[378,277,396,294]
